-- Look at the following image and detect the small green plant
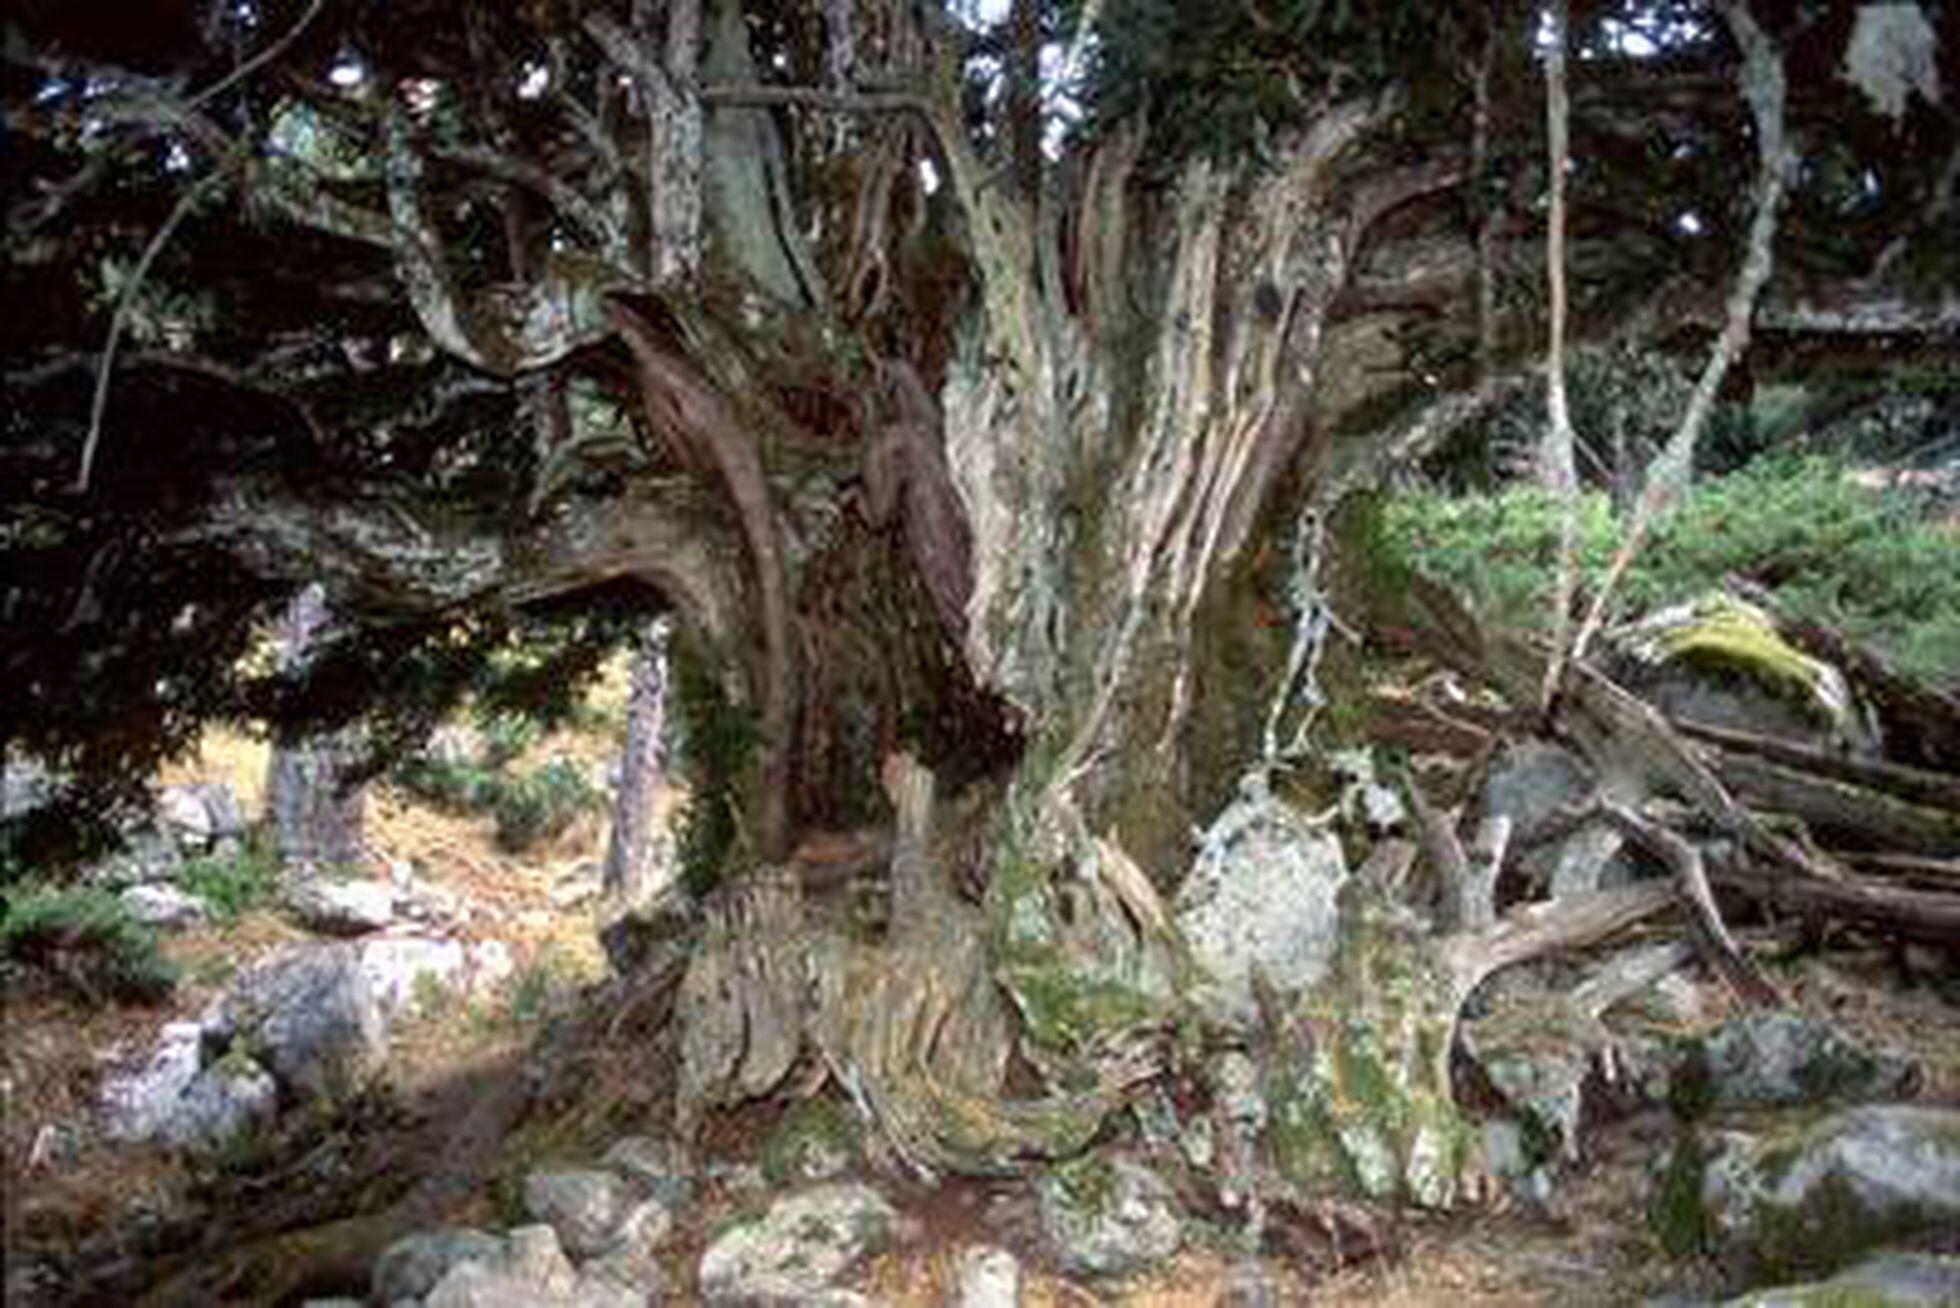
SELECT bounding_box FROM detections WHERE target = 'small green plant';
[0,883,178,1004]
[177,839,280,923]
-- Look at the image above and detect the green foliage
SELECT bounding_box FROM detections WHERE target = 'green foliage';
[0,882,177,1004]
[177,838,280,923]
[393,751,602,854]
[486,758,600,853]
[1382,455,1960,687]
[669,638,760,899]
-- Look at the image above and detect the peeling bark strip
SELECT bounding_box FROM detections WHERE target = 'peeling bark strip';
[609,300,794,860]
[863,360,972,638]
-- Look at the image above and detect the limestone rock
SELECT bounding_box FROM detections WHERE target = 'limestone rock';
[120,882,211,930]
[1037,1155,1183,1279]
[1718,1252,1960,1307]
[602,1134,696,1208]
[357,936,469,1021]
[373,1227,507,1304]
[220,943,386,1101]
[1176,777,1347,1029]
[423,1222,646,1308]
[1655,1104,1960,1282]
[1671,1011,1921,1118]
[99,1020,276,1151]
[100,1020,208,1143]
[167,1055,278,1149]
[524,1168,631,1260]
[697,1181,897,1303]
[944,1245,1020,1308]
[288,877,396,936]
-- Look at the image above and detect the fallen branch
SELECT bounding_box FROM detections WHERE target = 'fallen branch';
[1444,879,1677,998]
[1599,800,1781,1006]
[1710,853,1960,948]
[1676,718,1960,814]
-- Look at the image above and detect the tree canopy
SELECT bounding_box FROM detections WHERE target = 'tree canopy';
[3,0,1955,841]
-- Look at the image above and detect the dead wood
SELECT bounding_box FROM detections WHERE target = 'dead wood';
[1676,718,1960,813]
[1702,750,1960,858]
[1709,853,1960,947]
[1443,879,1678,1000]
[1598,800,1781,1006]
[1841,853,1960,893]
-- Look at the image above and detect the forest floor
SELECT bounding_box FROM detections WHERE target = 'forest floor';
[7,713,1960,1306]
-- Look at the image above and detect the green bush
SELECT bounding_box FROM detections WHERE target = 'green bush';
[1382,455,1960,687]
[392,746,600,854]
[1,883,178,1004]
[178,839,280,923]
[488,758,600,853]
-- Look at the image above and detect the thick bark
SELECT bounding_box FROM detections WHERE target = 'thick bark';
[264,583,366,875]
[603,619,673,905]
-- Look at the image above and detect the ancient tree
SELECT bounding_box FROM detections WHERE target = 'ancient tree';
[5,0,1955,1204]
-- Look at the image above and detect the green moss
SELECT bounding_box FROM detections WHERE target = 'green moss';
[1650,1133,1713,1258]
[669,630,761,898]
[1649,596,1832,718]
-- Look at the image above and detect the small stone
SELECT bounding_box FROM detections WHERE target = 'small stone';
[1661,1103,1960,1282]
[1716,1251,1960,1307]
[120,882,211,929]
[944,1245,1019,1308]
[358,936,468,1021]
[221,943,386,1102]
[373,1227,507,1303]
[100,1021,206,1143]
[503,1224,579,1295]
[698,1182,897,1303]
[165,1054,277,1150]
[1037,1155,1183,1279]
[158,785,218,847]
[602,1134,695,1206]
[525,1169,630,1259]
[288,878,396,936]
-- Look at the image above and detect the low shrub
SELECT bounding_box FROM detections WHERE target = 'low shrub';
[178,839,281,923]
[0,883,178,1004]
[1382,455,1960,687]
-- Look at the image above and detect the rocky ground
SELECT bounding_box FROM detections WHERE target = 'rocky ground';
[6,640,1960,1306]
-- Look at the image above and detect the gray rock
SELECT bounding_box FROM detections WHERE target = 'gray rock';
[1480,741,1636,897]
[697,1181,898,1303]
[358,936,469,1021]
[1719,1252,1960,1306]
[1671,1011,1920,1118]
[1176,778,1347,1029]
[100,1020,206,1143]
[288,877,396,936]
[603,1134,696,1208]
[166,1055,277,1149]
[222,944,386,1101]
[2,756,59,819]
[1658,1103,1960,1282]
[422,1224,649,1308]
[1037,1155,1183,1279]
[158,785,219,848]
[98,1019,276,1151]
[525,1169,630,1259]
[944,1245,1019,1308]
[120,882,211,930]
[87,826,184,888]
[373,1227,508,1303]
